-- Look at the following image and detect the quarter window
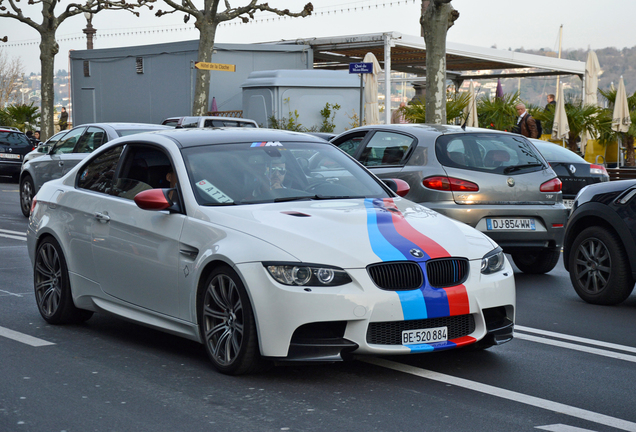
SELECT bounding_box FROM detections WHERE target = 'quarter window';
[74,127,106,153]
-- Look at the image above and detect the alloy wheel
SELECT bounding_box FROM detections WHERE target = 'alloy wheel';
[202,274,244,366]
[34,243,63,318]
[574,237,611,294]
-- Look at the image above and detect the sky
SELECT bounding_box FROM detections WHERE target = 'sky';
[2,0,636,75]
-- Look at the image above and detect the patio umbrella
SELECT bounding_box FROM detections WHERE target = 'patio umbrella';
[495,78,504,99]
[551,83,570,145]
[464,80,479,127]
[582,50,601,153]
[211,97,218,113]
[362,52,382,125]
[612,76,631,166]
[584,51,600,107]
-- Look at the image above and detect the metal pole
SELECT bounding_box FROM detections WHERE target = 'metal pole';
[384,33,393,125]
[360,74,364,126]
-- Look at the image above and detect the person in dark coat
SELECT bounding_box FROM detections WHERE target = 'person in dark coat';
[544,94,556,110]
[515,103,539,138]
[59,107,68,130]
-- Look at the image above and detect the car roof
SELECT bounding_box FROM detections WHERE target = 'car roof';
[147,128,328,148]
[76,122,171,130]
[335,123,515,139]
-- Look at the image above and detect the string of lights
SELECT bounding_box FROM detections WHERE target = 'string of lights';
[1,0,418,48]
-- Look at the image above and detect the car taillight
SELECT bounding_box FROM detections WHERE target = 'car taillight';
[540,178,562,192]
[30,197,37,215]
[590,164,608,176]
[423,176,479,192]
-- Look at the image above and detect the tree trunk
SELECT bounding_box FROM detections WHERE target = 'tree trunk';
[421,1,458,124]
[625,135,635,166]
[567,133,579,153]
[39,30,59,141]
[192,19,219,116]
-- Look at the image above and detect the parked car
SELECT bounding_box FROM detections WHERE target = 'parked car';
[161,116,259,128]
[0,127,35,181]
[330,124,569,274]
[563,180,636,305]
[27,128,515,375]
[530,139,609,209]
[19,123,170,216]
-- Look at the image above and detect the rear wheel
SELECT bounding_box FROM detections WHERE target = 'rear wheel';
[20,175,34,217]
[511,248,561,274]
[199,266,263,375]
[34,237,93,324]
[569,226,635,305]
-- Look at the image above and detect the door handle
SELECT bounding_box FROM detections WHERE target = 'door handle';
[94,212,110,223]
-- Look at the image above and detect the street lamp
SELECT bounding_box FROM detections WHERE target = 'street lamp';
[83,12,96,50]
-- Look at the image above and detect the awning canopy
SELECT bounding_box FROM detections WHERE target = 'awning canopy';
[273,32,586,123]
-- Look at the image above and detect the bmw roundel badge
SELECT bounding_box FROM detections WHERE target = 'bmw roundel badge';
[410,249,424,258]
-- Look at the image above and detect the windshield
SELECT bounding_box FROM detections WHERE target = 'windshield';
[436,133,546,174]
[182,141,391,205]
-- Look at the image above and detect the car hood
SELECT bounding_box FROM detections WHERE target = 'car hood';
[196,198,497,268]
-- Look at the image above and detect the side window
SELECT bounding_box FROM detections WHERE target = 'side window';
[52,127,86,155]
[113,145,175,200]
[77,145,124,194]
[334,133,368,157]
[74,127,106,153]
[359,131,415,167]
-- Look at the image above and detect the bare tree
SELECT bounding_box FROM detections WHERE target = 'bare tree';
[421,0,459,124]
[0,49,23,107]
[0,0,155,140]
[156,1,313,116]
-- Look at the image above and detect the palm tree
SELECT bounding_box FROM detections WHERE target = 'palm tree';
[4,103,40,132]
[476,91,521,132]
[403,90,470,124]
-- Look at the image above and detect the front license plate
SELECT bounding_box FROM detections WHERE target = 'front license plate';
[0,153,20,160]
[402,326,448,345]
[563,199,574,209]
[486,218,536,230]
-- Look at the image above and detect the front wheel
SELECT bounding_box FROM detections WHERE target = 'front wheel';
[20,175,35,217]
[511,248,561,274]
[199,266,263,375]
[34,237,93,324]
[569,226,635,305]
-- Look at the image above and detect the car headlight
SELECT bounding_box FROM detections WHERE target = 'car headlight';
[481,247,505,274]
[264,262,352,286]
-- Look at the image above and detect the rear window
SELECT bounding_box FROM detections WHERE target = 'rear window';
[435,133,546,174]
[532,142,585,164]
[0,131,30,147]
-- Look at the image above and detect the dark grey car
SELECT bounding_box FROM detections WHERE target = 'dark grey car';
[331,124,569,274]
[19,123,170,216]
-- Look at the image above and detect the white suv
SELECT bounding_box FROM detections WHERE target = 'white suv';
[162,116,259,128]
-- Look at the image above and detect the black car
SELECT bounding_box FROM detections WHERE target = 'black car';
[563,180,636,305]
[531,139,609,209]
[0,128,35,181]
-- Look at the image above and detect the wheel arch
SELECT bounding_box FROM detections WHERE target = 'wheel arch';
[564,204,636,278]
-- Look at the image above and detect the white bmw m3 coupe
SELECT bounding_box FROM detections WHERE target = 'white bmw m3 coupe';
[27,128,515,375]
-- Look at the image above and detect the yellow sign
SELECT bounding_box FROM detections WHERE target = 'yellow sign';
[194,62,236,72]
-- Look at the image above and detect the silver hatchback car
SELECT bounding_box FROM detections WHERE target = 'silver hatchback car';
[331,124,568,274]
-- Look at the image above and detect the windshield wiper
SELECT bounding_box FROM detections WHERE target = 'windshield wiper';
[503,163,544,174]
[273,195,366,202]
[203,202,237,206]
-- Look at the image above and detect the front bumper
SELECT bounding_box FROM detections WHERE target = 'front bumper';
[236,258,516,360]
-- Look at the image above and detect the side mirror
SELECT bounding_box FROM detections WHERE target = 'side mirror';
[134,188,177,211]
[383,178,410,197]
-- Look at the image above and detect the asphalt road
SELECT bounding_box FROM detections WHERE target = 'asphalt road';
[1,176,636,432]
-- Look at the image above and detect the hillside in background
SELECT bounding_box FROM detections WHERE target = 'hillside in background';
[493,46,636,107]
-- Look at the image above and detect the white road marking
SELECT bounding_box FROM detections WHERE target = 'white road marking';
[536,424,599,431]
[363,357,636,432]
[0,325,55,347]
[0,289,23,297]
[514,333,636,364]
[516,325,636,355]
[0,229,27,241]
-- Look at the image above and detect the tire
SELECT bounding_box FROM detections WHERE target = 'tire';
[511,248,561,274]
[34,237,93,324]
[568,226,635,305]
[20,175,35,217]
[199,266,263,375]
